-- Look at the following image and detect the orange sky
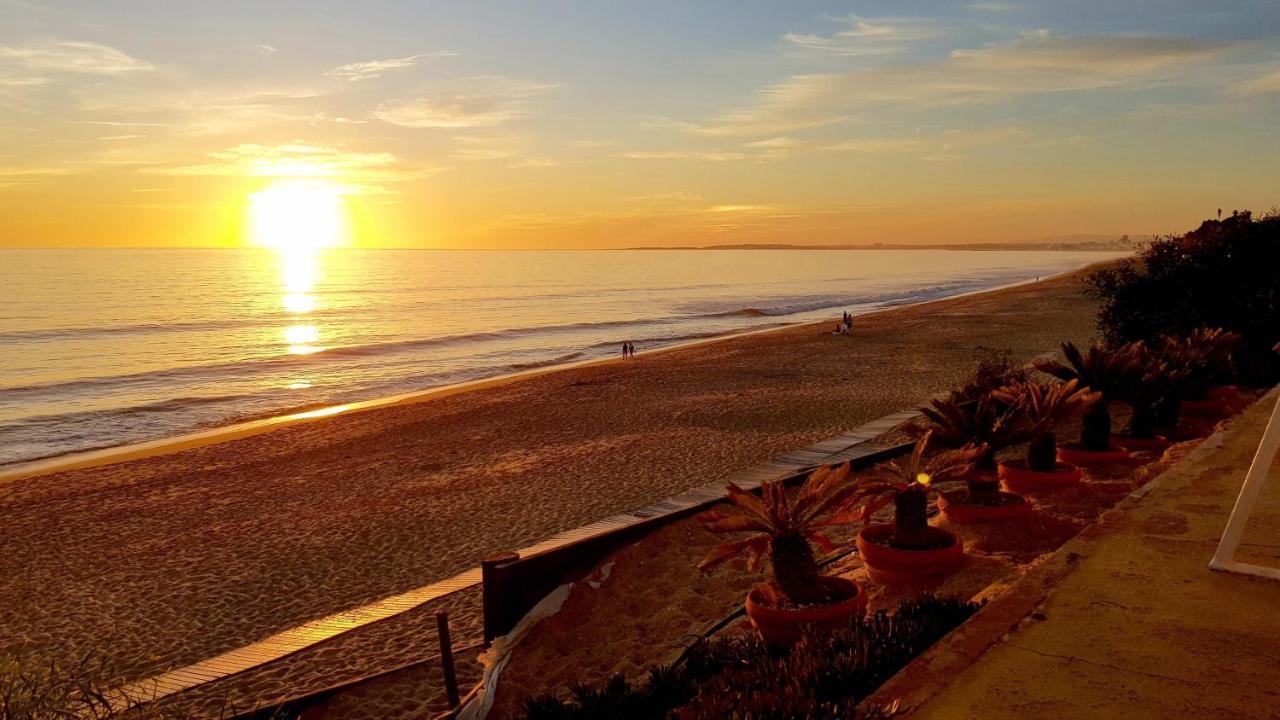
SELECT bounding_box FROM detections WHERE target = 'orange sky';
[2,2,1278,248]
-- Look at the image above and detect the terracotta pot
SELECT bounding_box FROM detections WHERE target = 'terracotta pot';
[745,575,866,646]
[1206,385,1240,400]
[1111,434,1169,452]
[937,490,1031,523]
[1056,443,1130,465]
[855,524,963,584]
[998,459,1082,493]
[1181,397,1227,416]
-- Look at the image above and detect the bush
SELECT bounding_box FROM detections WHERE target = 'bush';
[520,595,981,720]
[951,351,1029,404]
[1086,211,1280,384]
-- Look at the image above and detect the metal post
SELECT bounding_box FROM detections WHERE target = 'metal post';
[436,611,460,708]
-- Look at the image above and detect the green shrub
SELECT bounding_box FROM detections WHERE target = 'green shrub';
[520,595,981,720]
[1087,211,1280,384]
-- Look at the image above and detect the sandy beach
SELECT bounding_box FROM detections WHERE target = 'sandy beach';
[0,265,1106,683]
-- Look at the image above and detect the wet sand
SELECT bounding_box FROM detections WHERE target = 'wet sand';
[0,265,1105,683]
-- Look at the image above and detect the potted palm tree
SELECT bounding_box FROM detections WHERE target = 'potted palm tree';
[843,433,982,584]
[991,380,1100,493]
[1033,341,1142,464]
[1113,342,1180,451]
[922,395,1031,522]
[1163,328,1243,415]
[698,463,865,646]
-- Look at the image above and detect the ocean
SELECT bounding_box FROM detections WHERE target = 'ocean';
[0,247,1124,465]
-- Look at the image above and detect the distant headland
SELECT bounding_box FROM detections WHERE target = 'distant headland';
[625,234,1140,252]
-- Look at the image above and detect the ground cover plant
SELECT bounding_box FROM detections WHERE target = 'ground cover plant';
[519,595,980,720]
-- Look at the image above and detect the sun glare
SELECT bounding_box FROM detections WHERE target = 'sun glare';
[249,180,347,251]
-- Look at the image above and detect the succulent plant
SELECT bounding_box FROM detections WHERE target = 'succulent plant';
[1159,327,1243,401]
[921,394,1027,503]
[836,432,983,549]
[1117,342,1187,438]
[993,380,1099,472]
[697,463,854,605]
[1033,341,1144,451]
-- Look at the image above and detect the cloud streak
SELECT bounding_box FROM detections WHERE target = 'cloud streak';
[147,142,439,186]
[0,40,153,74]
[1232,66,1280,95]
[325,51,455,82]
[700,31,1230,136]
[783,16,943,56]
[373,76,552,128]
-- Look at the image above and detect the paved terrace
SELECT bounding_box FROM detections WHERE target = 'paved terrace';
[879,389,1280,719]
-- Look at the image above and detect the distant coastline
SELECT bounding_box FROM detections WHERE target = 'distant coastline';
[625,236,1139,252]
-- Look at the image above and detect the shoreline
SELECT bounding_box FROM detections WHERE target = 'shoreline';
[0,262,1104,483]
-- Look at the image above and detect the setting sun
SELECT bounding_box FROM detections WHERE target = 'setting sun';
[249,180,348,251]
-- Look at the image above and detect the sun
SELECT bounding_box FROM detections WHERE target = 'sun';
[249,180,348,250]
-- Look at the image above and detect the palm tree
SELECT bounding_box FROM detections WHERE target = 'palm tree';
[1033,341,1143,451]
[1159,328,1243,401]
[836,432,983,548]
[921,395,1025,502]
[1117,343,1186,438]
[698,463,854,605]
[993,380,1099,471]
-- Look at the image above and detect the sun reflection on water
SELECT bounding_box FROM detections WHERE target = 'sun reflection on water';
[249,179,349,359]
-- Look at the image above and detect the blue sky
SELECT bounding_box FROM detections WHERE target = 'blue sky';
[2,1,1279,247]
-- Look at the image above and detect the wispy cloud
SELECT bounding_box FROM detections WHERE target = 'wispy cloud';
[783,16,943,56]
[968,2,1023,11]
[621,150,747,161]
[699,31,1231,136]
[0,76,49,88]
[73,84,329,134]
[71,120,167,127]
[0,40,153,74]
[742,126,1026,160]
[325,51,455,82]
[373,76,551,128]
[147,142,438,185]
[1231,66,1280,95]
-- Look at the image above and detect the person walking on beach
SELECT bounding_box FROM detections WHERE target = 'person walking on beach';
[622,342,629,359]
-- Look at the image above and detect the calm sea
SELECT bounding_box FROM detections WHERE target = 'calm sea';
[0,248,1123,465]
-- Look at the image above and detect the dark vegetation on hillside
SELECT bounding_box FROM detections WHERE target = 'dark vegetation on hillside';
[1087,209,1280,384]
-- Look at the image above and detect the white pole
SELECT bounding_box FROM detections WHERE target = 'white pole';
[1210,391,1280,579]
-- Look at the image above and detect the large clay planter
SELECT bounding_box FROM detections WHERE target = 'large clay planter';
[937,490,1031,523]
[745,575,866,646]
[998,459,1082,494]
[1111,434,1169,452]
[1057,443,1130,465]
[856,524,963,584]
[1181,396,1227,416]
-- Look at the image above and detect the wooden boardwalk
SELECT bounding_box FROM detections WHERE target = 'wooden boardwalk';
[116,408,921,709]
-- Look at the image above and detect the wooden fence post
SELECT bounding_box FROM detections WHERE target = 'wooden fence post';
[436,611,460,708]
[481,552,520,645]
